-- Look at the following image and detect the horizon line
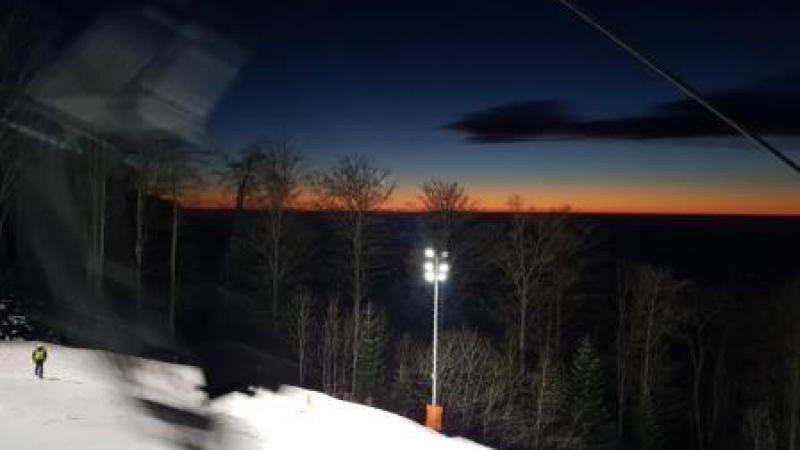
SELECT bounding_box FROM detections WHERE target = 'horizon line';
[182,204,800,218]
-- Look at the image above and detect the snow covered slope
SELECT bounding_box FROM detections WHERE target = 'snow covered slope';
[0,343,487,449]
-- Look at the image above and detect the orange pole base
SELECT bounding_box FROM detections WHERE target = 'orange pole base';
[426,404,444,432]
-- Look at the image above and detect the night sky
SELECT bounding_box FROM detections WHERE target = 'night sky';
[53,0,800,213]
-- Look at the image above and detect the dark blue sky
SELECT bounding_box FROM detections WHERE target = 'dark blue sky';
[52,0,800,212]
[207,1,800,141]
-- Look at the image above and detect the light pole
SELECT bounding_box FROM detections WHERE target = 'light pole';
[424,247,448,431]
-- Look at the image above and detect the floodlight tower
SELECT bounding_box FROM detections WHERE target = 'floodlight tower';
[423,247,449,431]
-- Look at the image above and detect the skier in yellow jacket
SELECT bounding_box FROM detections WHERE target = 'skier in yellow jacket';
[32,344,47,379]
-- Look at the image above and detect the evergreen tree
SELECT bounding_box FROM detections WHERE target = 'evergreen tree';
[357,302,388,402]
[536,358,569,449]
[568,337,616,450]
[391,334,425,418]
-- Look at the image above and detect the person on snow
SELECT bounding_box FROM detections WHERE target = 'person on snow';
[32,344,47,379]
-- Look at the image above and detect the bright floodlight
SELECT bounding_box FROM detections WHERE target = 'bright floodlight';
[421,247,450,409]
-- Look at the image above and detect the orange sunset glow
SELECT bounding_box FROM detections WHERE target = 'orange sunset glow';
[184,183,800,216]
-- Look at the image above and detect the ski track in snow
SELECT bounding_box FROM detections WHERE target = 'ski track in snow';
[0,343,489,449]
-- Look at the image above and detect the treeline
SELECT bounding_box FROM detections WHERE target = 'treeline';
[211,142,800,450]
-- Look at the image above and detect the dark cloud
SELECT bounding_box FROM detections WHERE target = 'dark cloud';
[444,77,800,142]
[443,101,579,143]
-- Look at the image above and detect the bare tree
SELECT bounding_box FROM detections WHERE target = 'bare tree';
[422,329,493,432]
[708,326,728,449]
[533,354,561,450]
[224,139,306,327]
[617,264,687,449]
[744,405,778,450]
[788,348,800,450]
[285,288,313,384]
[496,196,557,368]
[356,300,389,403]
[219,144,264,287]
[410,328,527,444]
[493,197,587,449]
[166,155,181,337]
[127,134,169,312]
[321,294,342,394]
[630,265,686,406]
[78,137,113,296]
[253,140,305,328]
[615,262,634,441]
[156,144,199,337]
[777,276,800,450]
[0,132,24,248]
[391,333,426,418]
[547,209,590,363]
[418,178,473,249]
[417,178,474,326]
[679,293,724,450]
[338,306,356,399]
[228,144,264,211]
[479,342,525,446]
[311,155,394,396]
[319,291,360,398]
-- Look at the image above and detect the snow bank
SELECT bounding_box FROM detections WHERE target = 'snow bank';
[0,343,488,449]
